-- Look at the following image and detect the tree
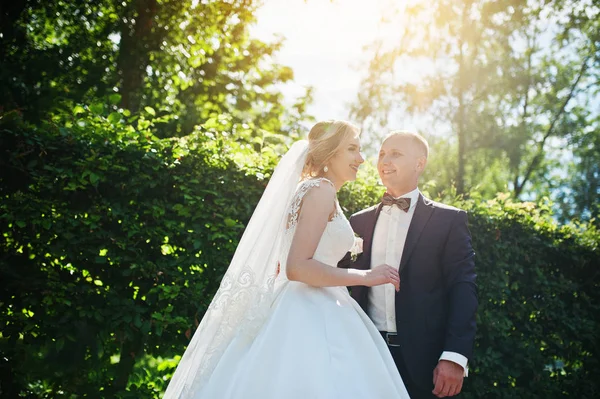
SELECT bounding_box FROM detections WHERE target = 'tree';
[0,0,312,137]
[549,0,600,223]
[350,0,599,223]
[0,0,118,119]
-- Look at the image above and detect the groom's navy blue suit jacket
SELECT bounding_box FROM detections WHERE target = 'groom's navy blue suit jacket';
[339,194,478,390]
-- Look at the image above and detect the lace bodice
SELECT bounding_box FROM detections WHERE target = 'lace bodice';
[281,178,355,269]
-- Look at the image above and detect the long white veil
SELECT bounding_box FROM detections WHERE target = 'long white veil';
[163,140,309,398]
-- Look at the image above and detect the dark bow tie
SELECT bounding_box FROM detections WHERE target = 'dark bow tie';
[381,193,411,212]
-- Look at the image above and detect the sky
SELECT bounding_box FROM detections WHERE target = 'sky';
[251,0,403,126]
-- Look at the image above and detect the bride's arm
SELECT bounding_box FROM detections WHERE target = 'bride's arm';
[286,184,399,290]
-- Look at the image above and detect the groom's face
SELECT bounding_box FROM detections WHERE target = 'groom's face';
[377,135,426,194]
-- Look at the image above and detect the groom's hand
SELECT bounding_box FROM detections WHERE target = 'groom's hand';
[432,360,464,397]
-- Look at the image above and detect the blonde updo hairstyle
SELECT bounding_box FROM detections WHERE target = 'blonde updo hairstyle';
[302,120,359,179]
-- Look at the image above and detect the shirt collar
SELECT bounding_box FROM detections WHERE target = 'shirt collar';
[391,187,420,202]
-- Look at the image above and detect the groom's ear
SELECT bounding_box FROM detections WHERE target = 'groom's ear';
[416,156,427,174]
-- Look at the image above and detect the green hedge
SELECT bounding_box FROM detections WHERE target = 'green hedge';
[464,194,599,398]
[1,111,599,398]
[0,110,279,397]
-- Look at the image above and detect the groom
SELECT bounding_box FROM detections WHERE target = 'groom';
[340,131,477,398]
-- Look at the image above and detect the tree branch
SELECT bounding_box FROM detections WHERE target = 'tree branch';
[514,54,591,198]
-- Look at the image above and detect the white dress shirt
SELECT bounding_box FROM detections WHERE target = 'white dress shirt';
[368,187,469,376]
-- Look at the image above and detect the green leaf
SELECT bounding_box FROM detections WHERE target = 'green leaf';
[202,117,218,129]
[108,112,121,124]
[140,321,151,334]
[224,218,237,227]
[97,341,104,358]
[90,103,104,115]
[144,106,156,116]
[109,93,122,105]
[89,173,100,184]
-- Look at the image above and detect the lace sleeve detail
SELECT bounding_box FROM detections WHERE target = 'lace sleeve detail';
[286,177,337,230]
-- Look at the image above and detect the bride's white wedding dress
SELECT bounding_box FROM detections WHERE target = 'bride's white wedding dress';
[195,178,410,398]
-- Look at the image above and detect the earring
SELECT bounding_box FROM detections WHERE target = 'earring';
[323,166,329,173]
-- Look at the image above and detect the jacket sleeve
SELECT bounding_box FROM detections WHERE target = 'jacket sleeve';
[441,210,478,360]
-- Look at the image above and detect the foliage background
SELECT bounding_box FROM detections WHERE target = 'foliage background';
[1,0,599,397]
[1,111,599,398]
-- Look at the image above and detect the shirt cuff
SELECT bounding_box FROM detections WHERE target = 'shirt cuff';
[439,351,469,377]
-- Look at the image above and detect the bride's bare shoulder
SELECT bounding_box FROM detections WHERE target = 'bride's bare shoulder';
[287,178,336,227]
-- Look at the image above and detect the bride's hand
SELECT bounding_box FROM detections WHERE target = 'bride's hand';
[363,264,400,291]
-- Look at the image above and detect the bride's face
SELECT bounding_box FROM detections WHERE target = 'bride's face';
[327,133,364,184]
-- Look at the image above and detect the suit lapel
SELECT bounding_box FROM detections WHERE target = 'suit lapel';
[399,194,434,274]
[362,203,384,269]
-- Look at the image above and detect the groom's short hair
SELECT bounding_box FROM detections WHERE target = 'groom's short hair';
[383,130,429,158]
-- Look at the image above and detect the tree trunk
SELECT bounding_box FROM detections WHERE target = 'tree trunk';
[116,0,158,113]
[112,333,144,393]
[456,1,470,195]
[457,71,466,194]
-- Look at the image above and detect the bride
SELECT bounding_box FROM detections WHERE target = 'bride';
[163,120,410,398]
